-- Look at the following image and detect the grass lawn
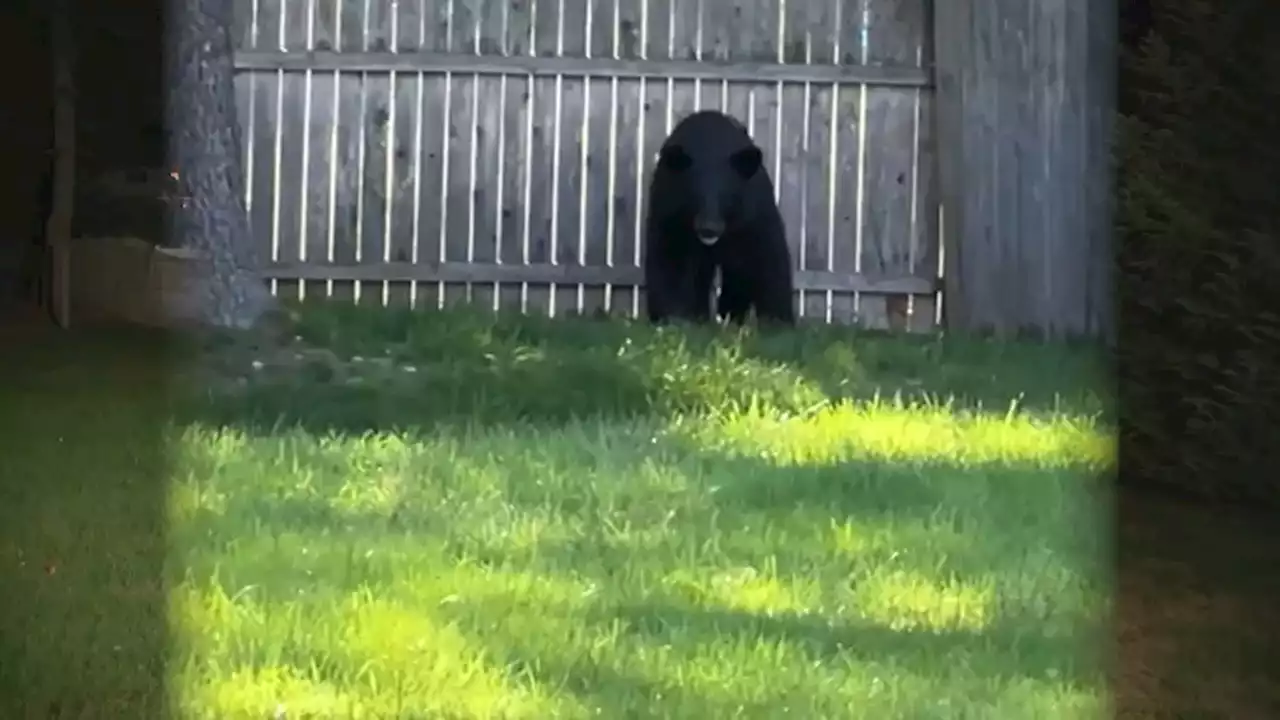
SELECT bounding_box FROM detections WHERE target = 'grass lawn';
[1,302,1119,718]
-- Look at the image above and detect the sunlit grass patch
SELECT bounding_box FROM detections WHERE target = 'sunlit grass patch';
[670,399,1114,469]
[171,582,567,719]
[853,569,996,632]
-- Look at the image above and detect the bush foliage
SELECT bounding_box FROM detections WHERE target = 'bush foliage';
[1117,0,1280,505]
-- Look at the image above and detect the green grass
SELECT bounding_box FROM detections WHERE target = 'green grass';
[0,302,1115,718]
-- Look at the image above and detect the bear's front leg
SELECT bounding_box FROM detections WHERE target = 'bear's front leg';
[647,238,708,324]
[686,254,717,323]
[646,265,698,324]
[716,269,752,325]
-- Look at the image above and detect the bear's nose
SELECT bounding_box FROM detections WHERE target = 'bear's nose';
[694,216,723,244]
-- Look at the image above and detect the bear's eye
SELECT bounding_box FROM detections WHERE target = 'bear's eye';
[659,145,692,173]
[729,146,763,179]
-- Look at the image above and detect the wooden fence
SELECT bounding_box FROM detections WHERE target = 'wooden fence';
[232,0,940,329]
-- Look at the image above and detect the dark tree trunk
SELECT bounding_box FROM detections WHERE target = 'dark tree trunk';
[164,0,273,329]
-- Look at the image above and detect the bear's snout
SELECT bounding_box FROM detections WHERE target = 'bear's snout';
[694,216,724,245]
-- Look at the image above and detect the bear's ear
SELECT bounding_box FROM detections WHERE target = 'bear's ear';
[658,144,692,172]
[729,146,763,179]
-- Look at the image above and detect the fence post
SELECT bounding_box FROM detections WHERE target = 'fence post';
[933,0,1116,341]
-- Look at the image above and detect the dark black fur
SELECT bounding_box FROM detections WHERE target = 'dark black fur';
[642,111,795,327]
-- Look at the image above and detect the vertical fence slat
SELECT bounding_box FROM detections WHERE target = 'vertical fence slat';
[271,0,309,301]
[313,0,337,49]
[667,0,698,122]
[233,0,255,50]
[466,0,507,312]
[697,0,722,109]
[850,4,879,328]
[575,0,610,316]
[315,0,342,300]
[517,0,556,316]
[909,0,940,332]
[553,0,589,316]
[337,0,367,291]
[599,0,633,314]
[627,0,662,316]
[664,0,699,312]
[248,1,281,297]
[255,0,281,54]
[320,0,350,303]
[798,0,835,321]
[860,0,926,330]
[349,0,369,304]
[298,0,330,301]
[608,0,642,316]
[323,0,355,303]
[381,0,420,308]
[408,1,446,309]
[496,3,530,312]
[513,2,538,313]
[356,0,391,306]
[338,0,363,49]
[716,0,747,143]
[440,0,475,307]
[746,3,780,313]
[828,84,863,325]
[635,0,672,316]
[711,0,750,118]
[775,0,808,321]
[826,0,863,324]
[718,0,759,184]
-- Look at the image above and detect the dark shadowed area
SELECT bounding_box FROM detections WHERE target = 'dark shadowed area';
[0,319,179,716]
[0,0,170,714]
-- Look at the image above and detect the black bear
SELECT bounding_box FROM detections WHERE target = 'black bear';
[642,110,796,327]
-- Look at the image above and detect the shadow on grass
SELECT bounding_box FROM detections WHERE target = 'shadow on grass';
[186,300,1112,437]
[652,427,1109,544]
[0,324,180,717]
[207,451,949,529]
[496,651,738,718]
[608,601,1101,687]
[196,438,1106,575]
[742,320,1113,420]
[455,592,1104,717]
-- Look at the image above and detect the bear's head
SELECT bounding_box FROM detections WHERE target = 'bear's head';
[655,120,765,247]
